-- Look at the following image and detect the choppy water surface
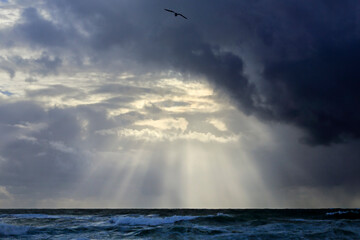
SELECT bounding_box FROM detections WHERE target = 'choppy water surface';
[0,209,359,239]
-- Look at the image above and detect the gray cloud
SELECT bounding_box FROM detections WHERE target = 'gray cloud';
[0,65,15,78]
[92,84,154,95]
[0,0,359,207]
[26,84,80,97]
[15,7,66,47]
[36,0,360,145]
[14,53,62,75]
[251,136,360,207]
[0,102,86,201]
[24,77,38,83]
[0,53,62,77]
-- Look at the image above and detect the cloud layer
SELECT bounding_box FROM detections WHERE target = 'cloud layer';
[0,0,359,207]
[37,0,360,145]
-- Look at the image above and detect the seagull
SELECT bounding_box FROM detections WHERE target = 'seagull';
[164,9,188,19]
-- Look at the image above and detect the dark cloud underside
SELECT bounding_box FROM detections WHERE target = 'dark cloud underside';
[36,0,360,145]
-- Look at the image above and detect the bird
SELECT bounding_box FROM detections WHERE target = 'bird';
[164,9,188,19]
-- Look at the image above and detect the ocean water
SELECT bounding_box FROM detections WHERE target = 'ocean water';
[0,209,359,239]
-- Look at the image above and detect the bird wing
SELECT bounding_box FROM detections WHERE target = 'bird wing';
[179,14,188,19]
[164,9,175,13]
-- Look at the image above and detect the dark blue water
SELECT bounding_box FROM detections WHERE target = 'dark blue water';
[0,209,359,239]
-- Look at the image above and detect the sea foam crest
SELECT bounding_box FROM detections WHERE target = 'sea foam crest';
[326,210,359,216]
[0,223,29,236]
[215,212,232,217]
[110,215,198,226]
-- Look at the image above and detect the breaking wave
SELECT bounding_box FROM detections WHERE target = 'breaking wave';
[0,223,30,236]
[326,210,360,219]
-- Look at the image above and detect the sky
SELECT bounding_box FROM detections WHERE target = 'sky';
[0,0,359,208]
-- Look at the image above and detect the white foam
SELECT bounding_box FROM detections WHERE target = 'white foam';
[215,212,232,217]
[0,223,29,236]
[110,215,198,226]
[326,210,357,216]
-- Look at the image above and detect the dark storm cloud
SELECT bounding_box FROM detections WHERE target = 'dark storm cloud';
[40,0,360,145]
[0,102,85,198]
[15,7,66,47]
[263,42,360,145]
[254,1,360,145]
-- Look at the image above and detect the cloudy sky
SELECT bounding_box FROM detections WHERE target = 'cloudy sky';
[0,0,359,208]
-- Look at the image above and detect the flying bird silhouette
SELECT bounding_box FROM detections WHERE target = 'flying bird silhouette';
[164,9,188,19]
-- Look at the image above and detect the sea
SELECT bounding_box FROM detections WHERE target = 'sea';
[0,209,359,239]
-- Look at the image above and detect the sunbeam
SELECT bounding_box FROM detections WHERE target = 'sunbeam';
[1,1,359,238]
[1,0,359,211]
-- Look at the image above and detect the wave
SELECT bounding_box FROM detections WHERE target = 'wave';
[326,210,360,219]
[109,215,198,226]
[9,213,64,219]
[0,223,29,236]
[2,213,94,221]
[109,213,236,227]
